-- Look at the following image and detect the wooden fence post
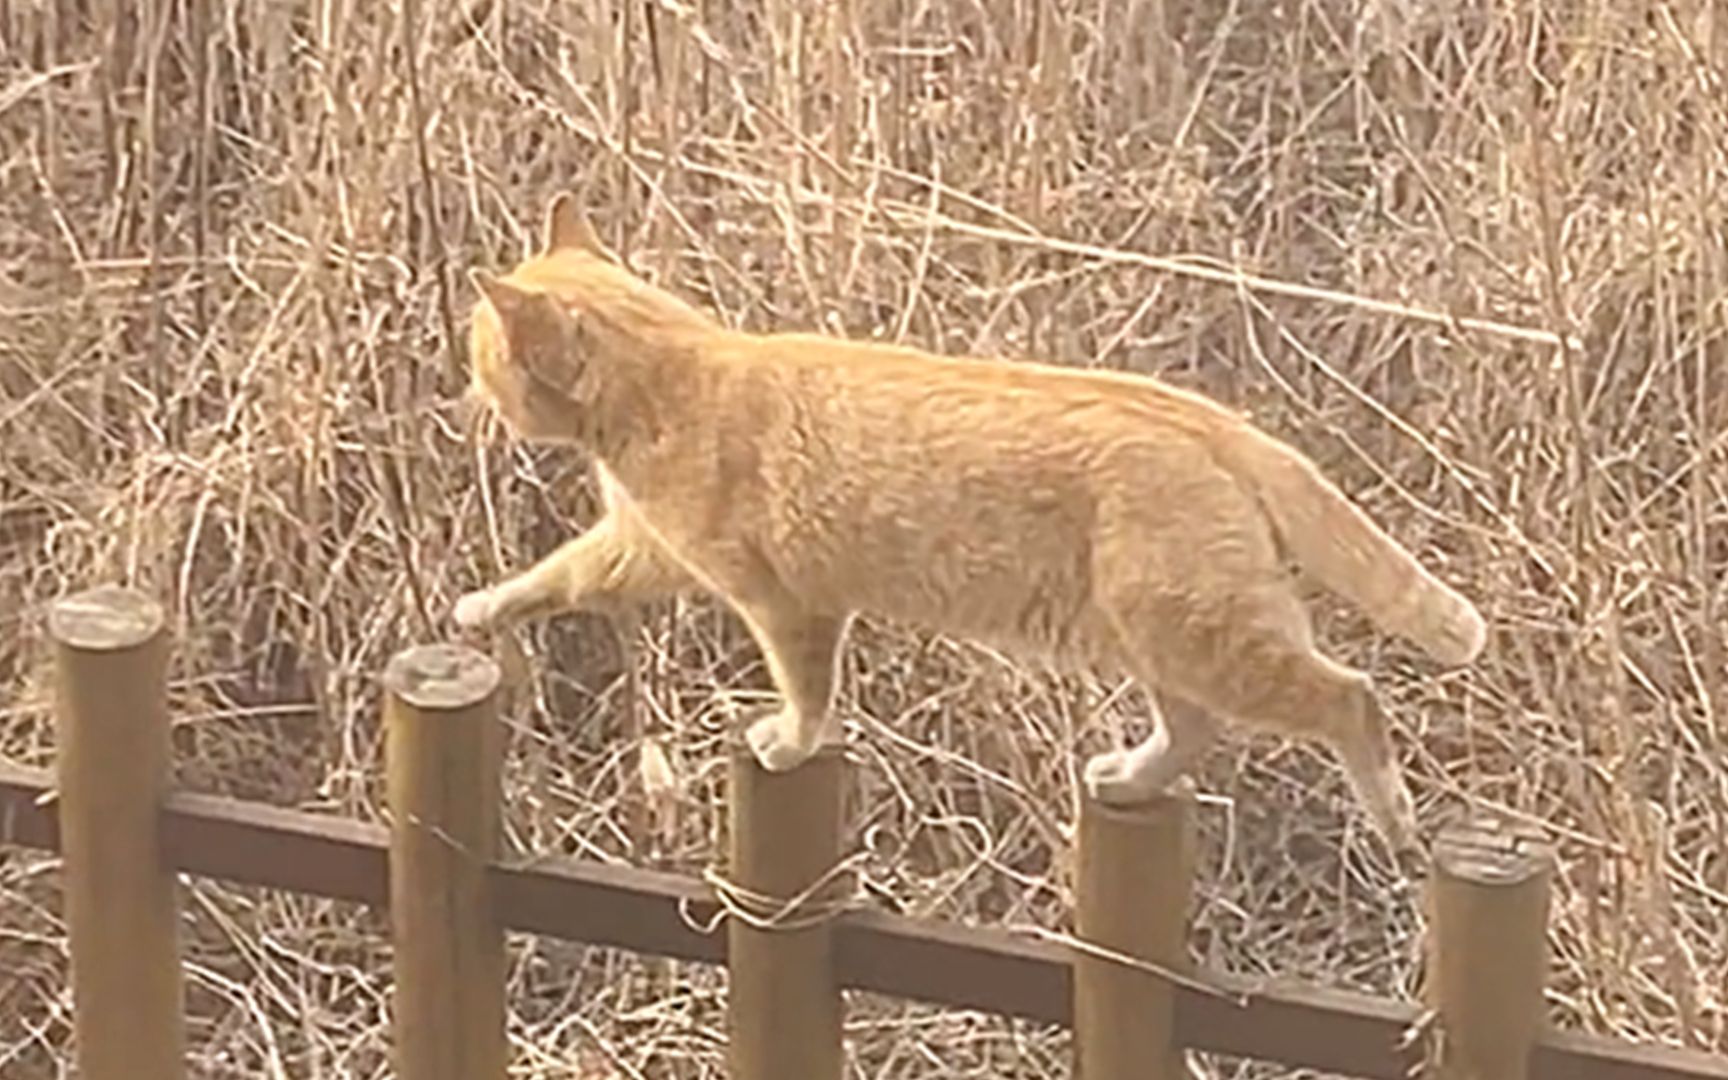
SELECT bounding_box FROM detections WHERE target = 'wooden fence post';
[1426,817,1553,1080]
[385,643,507,1080]
[725,740,847,1080]
[50,585,187,1080]
[1073,789,1195,1080]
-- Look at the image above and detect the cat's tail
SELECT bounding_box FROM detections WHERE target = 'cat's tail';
[1214,424,1487,666]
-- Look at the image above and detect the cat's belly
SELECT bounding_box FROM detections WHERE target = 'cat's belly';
[789,537,1114,668]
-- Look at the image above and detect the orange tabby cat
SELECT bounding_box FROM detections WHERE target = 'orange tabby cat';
[455,193,1486,866]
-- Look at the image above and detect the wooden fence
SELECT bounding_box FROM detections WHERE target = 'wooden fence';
[2,585,1726,1080]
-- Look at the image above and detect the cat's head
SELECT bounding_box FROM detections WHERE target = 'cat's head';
[464,194,613,441]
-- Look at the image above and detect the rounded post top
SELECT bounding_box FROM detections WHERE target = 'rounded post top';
[49,586,165,652]
[1433,815,1553,887]
[384,644,501,712]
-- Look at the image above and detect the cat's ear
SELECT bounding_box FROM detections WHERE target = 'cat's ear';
[542,192,606,255]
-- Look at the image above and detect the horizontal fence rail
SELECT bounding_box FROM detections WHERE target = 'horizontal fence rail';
[4,759,1725,1080]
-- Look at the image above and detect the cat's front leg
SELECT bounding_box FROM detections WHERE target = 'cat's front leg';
[454,511,694,629]
[730,602,851,772]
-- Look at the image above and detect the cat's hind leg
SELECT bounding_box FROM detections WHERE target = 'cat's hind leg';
[1093,497,1422,866]
[1083,692,1220,804]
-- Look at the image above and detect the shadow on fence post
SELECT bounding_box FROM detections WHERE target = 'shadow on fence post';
[1426,817,1553,1080]
[384,643,507,1080]
[51,585,187,1080]
[1073,788,1196,1080]
[725,740,847,1080]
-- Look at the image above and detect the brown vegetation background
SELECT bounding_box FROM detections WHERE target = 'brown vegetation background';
[1,0,1724,1075]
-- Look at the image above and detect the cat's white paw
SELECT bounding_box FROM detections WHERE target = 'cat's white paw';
[453,590,497,629]
[745,711,818,773]
[1083,749,1157,805]
[1082,753,1196,806]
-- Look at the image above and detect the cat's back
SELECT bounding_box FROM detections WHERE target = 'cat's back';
[696,328,1242,465]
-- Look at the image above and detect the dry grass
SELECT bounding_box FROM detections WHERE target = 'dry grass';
[2,0,1725,1076]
